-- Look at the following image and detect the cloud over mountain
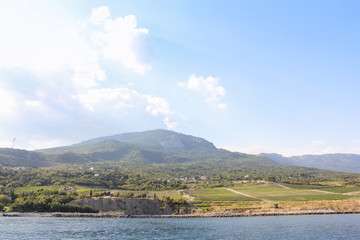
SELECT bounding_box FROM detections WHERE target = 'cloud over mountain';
[179,74,226,110]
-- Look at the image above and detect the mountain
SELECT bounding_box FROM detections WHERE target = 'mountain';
[37,130,253,165]
[0,148,48,167]
[75,129,216,151]
[1,129,358,180]
[258,153,293,165]
[259,153,360,173]
[37,129,221,165]
[2,130,282,172]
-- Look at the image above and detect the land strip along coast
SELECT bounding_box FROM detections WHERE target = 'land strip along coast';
[2,210,360,218]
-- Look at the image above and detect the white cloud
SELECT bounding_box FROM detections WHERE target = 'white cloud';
[89,6,111,25]
[144,95,173,116]
[0,4,105,89]
[76,87,180,130]
[216,103,227,110]
[0,3,177,149]
[77,87,136,111]
[179,74,226,109]
[68,31,106,88]
[163,117,178,130]
[24,100,43,108]
[90,7,151,74]
[0,84,17,116]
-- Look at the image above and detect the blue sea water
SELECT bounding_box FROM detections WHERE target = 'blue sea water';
[0,214,359,240]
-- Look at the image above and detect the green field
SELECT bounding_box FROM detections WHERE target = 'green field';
[184,188,258,201]
[74,187,112,195]
[264,194,360,201]
[233,185,329,197]
[319,186,360,193]
[229,184,360,202]
[283,184,329,189]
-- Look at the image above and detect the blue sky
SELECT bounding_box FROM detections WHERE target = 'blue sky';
[0,0,359,156]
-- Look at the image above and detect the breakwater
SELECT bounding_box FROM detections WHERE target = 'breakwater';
[2,210,359,218]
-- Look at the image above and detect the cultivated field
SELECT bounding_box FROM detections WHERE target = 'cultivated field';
[183,188,258,201]
[233,184,329,197]
[181,184,360,203]
[179,184,360,213]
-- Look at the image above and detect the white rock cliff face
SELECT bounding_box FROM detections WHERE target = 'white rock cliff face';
[70,197,173,215]
[159,135,185,150]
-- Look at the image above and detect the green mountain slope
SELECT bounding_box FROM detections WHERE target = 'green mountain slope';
[73,129,216,151]
[0,148,48,167]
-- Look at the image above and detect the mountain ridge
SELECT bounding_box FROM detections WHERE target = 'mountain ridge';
[259,153,360,173]
[72,129,216,151]
[0,129,359,177]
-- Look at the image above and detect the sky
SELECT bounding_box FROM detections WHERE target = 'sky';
[0,0,360,156]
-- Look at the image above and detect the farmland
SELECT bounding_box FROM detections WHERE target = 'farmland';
[233,184,330,197]
[183,188,258,201]
[176,183,360,212]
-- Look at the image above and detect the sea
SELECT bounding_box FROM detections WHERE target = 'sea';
[0,214,359,239]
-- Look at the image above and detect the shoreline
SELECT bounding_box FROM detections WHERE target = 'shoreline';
[2,210,360,218]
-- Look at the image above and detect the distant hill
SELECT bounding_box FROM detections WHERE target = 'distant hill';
[0,148,48,167]
[259,153,360,173]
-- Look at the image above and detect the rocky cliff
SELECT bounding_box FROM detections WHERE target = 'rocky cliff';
[70,197,174,215]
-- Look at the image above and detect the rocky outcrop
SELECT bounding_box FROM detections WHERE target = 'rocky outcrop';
[70,197,173,215]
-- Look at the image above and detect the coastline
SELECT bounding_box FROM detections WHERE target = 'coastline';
[2,210,360,218]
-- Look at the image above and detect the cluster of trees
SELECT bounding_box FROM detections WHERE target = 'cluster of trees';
[0,168,188,192]
[0,189,96,213]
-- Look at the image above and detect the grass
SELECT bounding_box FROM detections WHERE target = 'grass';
[184,188,258,201]
[284,184,360,193]
[146,190,187,200]
[283,184,329,189]
[264,194,360,201]
[319,186,360,193]
[233,185,328,197]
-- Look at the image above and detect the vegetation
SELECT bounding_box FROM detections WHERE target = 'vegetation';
[233,185,329,197]
[0,130,359,213]
[184,188,258,201]
[263,195,360,201]
[1,187,96,213]
[319,186,360,193]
